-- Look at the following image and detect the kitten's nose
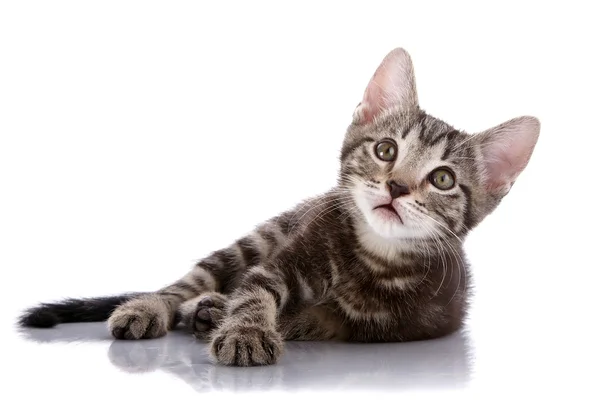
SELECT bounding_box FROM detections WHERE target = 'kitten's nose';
[387,180,410,199]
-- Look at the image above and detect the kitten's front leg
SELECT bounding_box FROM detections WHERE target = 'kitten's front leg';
[209,265,288,367]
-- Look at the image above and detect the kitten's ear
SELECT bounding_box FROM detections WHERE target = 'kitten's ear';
[477,116,540,195]
[353,48,419,124]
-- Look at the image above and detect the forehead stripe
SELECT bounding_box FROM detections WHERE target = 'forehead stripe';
[341,137,375,162]
[440,130,460,160]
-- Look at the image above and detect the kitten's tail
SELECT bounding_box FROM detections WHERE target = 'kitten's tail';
[18,293,146,328]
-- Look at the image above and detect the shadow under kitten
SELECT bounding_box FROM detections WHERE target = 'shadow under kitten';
[19,322,473,392]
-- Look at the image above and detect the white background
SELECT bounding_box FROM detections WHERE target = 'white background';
[1,1,598,398]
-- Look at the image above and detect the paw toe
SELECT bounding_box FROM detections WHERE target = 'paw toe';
[197,306,211,321]
[111,326,127,340]
[198,297,214,307]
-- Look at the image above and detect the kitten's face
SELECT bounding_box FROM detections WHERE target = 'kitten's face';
[338,48,539,241]
[341,112,479,240]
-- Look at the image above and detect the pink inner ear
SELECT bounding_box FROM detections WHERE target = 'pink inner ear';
[480,116,540,193]
[356,48,418,124]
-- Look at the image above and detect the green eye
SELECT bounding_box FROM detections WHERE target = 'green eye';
[375,140,397,161]
[429,168,456,190]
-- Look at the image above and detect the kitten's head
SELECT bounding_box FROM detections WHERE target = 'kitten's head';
[339,48,540,240]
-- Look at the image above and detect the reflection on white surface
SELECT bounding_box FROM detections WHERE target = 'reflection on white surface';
[20,323,472,392]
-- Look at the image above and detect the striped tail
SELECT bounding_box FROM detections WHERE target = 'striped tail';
[18,293,146,328]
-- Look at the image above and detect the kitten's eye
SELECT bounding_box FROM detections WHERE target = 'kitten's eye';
[429,168,455,190]
[375,140,397,162]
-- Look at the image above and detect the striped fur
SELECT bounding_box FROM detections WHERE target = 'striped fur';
[18,47,540,367]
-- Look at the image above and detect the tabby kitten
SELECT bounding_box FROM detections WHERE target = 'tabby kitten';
[19,48,540,367]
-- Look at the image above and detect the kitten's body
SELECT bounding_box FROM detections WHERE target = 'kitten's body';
[19,48,539,367]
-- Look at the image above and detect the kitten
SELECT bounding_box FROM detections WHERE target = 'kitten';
[18,47,540,367]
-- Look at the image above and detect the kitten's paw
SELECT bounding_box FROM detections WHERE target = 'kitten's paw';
[108,295,170,340]
[178,292,227,340]
[210,324,283,366]
[193,294,227,339]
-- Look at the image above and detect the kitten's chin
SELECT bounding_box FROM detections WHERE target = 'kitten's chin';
[352,191,426,241]
[367,217,417,240]
[361,207,420,240]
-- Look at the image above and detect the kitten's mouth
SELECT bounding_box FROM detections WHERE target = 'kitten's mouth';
[373,203,403,223]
